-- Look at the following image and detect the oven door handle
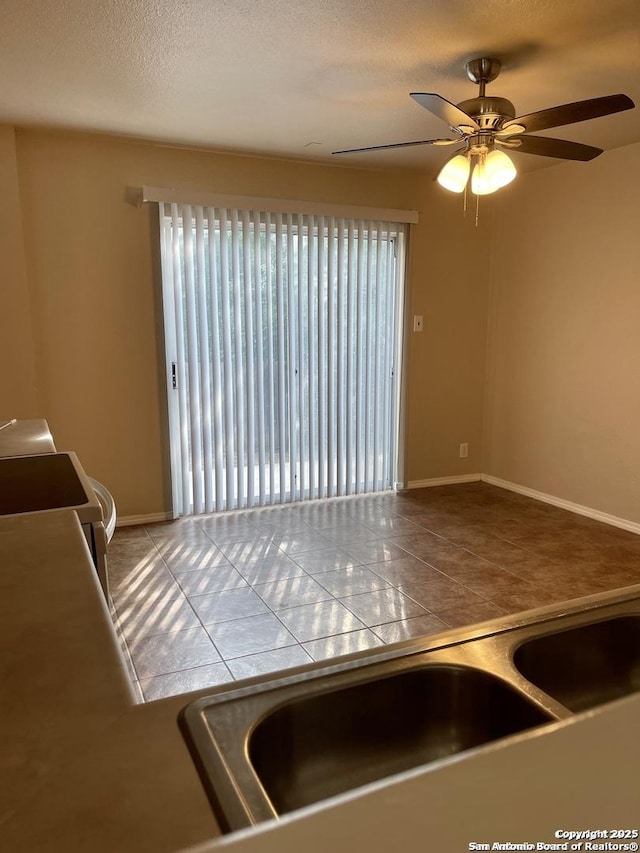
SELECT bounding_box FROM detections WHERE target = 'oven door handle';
[88,477,117,542]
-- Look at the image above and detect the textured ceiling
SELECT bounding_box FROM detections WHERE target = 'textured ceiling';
[0,0,639,175]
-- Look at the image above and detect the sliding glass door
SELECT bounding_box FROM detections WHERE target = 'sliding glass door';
[158,202,407,515]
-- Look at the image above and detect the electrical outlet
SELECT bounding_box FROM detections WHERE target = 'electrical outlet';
[413,315,423,332]
[459,442,469,459]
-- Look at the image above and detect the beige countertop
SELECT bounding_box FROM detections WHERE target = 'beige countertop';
[0,510,221,852]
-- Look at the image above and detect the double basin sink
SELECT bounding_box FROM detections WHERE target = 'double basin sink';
[179,589,640,832]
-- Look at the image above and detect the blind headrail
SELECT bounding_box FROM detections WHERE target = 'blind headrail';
[138,185,419,225]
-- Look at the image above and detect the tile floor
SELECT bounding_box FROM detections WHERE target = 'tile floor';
[107,482,640,702]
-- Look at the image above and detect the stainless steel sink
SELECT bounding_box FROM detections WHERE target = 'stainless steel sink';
[179,638,557,832]
[249,665,551,816]
[513,615,640,712]
[179,587,640,833]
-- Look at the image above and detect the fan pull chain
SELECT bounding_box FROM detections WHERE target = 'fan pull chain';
[475,191,480,227]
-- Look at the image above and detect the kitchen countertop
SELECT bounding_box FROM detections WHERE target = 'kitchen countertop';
[0,510,221,852]
[2,420,639,852]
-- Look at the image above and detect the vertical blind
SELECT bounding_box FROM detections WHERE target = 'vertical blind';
[159,202,407,515]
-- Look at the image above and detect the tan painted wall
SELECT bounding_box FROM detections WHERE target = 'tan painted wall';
[405,177,492,483]
[484,141,640,523]
[8,128,490,517]
[0,126,38,415]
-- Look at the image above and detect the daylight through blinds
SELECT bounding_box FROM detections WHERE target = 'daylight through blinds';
[159,202,406,514]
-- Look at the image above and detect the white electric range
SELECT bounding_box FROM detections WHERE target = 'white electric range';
[0,418,116,598]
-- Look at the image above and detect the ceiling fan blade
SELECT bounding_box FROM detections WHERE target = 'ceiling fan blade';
[503,94,634,134]
[410,93,480,131]
[503,134,603,161]
[332,138,457,155]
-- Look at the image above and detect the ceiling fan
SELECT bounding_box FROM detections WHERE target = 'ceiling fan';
[333,57,635,195]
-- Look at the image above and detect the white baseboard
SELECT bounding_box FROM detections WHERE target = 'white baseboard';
[406,474,482,489]
[116,512,173,528]
[481,474,640,536]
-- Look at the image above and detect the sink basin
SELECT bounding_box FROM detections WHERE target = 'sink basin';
[248,664,551,816]
[513,615,640,712]
[180,658,554,830]
[0,453,101,521]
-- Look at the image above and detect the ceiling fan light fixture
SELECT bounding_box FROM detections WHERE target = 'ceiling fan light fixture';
[437,154,470,193]
[470,158,491,196]
[485,149,517,189]
[471,149,517,195]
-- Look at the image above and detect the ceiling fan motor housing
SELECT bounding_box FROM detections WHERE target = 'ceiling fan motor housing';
[456,96,517,129]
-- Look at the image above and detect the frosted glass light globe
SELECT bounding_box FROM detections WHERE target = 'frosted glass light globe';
[437,155,471,193]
